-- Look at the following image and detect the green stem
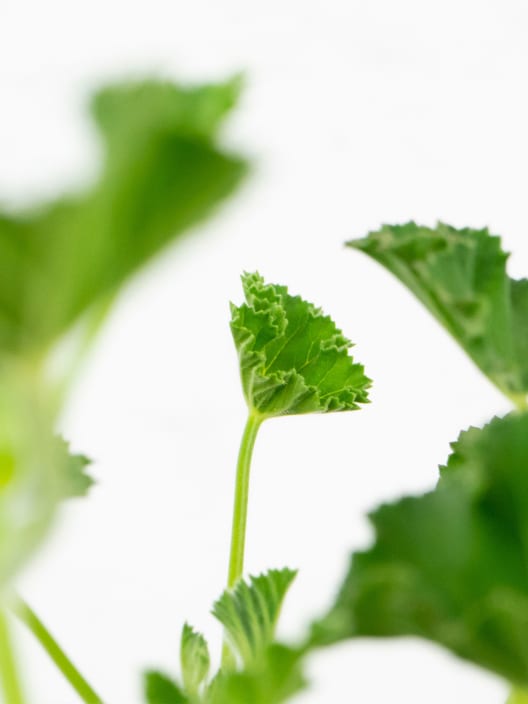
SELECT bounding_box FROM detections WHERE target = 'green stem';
[507,688,528,704]
[0,609,26,704]
[222,412,263,668]
[227,413,263,588]
[11,597,104,704]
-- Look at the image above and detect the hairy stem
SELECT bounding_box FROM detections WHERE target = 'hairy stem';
[11,597,104,704]
[0,609,26,704]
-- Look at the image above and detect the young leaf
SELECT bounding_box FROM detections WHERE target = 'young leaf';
[230,273,371,418]
[312,412,528,687]
[144,671,188,704]
[212,568,297,667]
[0,77,247,361]
[207,644,306,704]
[348,222,528,402]
[180,623,210,696]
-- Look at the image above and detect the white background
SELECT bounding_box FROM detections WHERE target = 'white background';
[1,1,528,702]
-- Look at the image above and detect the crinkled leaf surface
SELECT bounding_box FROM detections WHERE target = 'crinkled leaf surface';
[0,77,247,358]
[0,363,68,591]
[230,273,371,417]
[348,222,528,400]
[180,623,210,696]
[212,568,297,667]
[313,412,528,687]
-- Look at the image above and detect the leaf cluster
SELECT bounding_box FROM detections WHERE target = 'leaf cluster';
[144,569,304,704]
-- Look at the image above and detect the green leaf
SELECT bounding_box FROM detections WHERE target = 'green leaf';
[212,568,297,667]
[206,644,306,704]
[0,77,247,360]
[313,412,528,687]
[55,438,94,499]
[348,222,528,401]
[180,623,210,696]
[0,363,68,591]
[144,671,188,704]
[230,272,371,418]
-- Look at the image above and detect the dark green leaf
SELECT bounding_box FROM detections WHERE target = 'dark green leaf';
[313,412,528,687]
[348,222,528,402]
[230,273,371,418]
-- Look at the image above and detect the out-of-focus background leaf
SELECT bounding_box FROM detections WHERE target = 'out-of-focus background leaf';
[0,77,247,362]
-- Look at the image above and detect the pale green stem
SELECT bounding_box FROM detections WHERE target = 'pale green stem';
[507,688,528,704]
[11,597,104,704]
[222,412,263,667]
[227,412,263,588]
[0,609,26,704]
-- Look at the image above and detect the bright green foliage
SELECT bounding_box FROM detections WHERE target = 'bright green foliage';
[180,624,210,696]
[348,222,528,400]
[206,644,305,704]
[312,412,528,687]
[0,77,246,360]
[230,273,371,417]
[0,364,67,591]
[144,671,188,704]
[213,569,297,667]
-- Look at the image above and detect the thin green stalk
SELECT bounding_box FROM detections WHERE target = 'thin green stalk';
[222,412,263,667]
[11,597,104,704]
[227,412,264,589]
[507,688,528,704]
[0,609,26,704]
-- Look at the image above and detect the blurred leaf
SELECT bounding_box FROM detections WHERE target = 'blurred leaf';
[207,644,306,704]
[55,438,94,499]
[0,77,247,359]
[0,362,67,590]
[144,671,188,704]
[313,412,528,687]
[348,222,528,401]
[230,272,371,417]
[180,623,210,696]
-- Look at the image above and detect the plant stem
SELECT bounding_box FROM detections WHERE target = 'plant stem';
[507,688,528,704]
[11,596,104,704]
[0,608,26,704]
[227,412,263,588]
[222,412,263,668]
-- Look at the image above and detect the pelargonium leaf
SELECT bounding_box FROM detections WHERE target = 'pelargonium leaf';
[206,644,306,704]
[0,77,247,360]
[312,412,528,687]
[348,222,528,401]
[212,568,297,667]
[144,671,188,704]
[230,273,371,418]
[180,623,210,696]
